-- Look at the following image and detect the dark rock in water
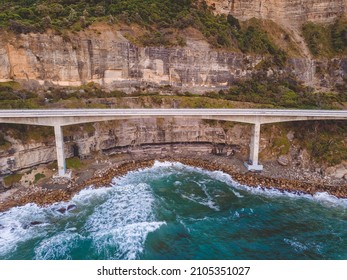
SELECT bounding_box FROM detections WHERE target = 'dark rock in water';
[57,207,66,214]
[23,221,44,229]
[0,224,4,230]
[67,204,76,211]
[30,221,43,226]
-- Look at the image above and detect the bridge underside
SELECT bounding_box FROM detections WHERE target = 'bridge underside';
[0,114,346,176]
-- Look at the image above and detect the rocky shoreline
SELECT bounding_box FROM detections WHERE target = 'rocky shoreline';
[0,155,346,212]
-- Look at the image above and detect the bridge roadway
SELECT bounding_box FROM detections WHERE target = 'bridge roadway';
[1,109,347,177]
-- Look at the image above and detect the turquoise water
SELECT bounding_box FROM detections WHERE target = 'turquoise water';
[0,161,346,260]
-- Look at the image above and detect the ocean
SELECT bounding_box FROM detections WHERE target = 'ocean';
[0,161,346,260]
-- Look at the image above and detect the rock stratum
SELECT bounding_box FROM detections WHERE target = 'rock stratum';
[0,0,346,91]
[207,0,347,26]
[0,24,346,91]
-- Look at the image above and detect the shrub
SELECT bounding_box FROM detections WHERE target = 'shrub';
[34,173,46,183]
[302,19,347,57]
[66,157,85,170]
[3,173,23,186]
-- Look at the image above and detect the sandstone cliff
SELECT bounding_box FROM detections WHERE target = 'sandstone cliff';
[207,0,347,62]
[1,117,346,183]
[0,118,249,173]
[0,24,346,91]
[207,0,347,26]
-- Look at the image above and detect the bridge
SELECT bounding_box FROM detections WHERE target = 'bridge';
[0,109,346,177]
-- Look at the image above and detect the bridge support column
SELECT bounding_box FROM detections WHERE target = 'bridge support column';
[54,125,67,177]
[244,122,263,172]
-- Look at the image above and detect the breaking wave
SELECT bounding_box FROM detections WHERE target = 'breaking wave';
[0,161,346,260]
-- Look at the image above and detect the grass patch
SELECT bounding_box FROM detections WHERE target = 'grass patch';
[273,135,291,155]
[66,157,85,170]
[3,173,23,186]
[83,123,96,134]
[0,81,21,90]
[34,173,46,184]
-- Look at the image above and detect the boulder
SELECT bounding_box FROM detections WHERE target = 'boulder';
[67,204,77,211]
[277,155,290,166]
[56,207,66,214]
[30,221,43,226]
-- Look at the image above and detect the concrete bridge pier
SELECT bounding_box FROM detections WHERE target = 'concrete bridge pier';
[54,125,68,178]
[244,122,263,171]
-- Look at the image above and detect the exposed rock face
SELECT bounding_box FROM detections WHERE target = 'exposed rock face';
[0,29,261,90]
[325,161,347,178]
[0,141,57,174]
[0,25,346,91]
[0,118,251,173]
[207,0,347,26]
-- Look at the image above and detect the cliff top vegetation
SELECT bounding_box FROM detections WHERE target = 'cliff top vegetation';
[0,0,288,62]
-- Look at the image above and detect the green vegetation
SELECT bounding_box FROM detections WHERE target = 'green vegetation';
[34,172,46,183]
[167,95,235,108]
[273,134,291,156]
[217,74,346,109]
[1,74,345,111]
[3,173,23,186]
[238,20,287,67]
[0,124,54,143]
[0,81,42,109]
[0,81,21,90]
[0,132,11,151]
[66,157,85,170]
[260,125,291,159]
[302,18,347,57]
[293,121,347,166]
[0,0,286,60]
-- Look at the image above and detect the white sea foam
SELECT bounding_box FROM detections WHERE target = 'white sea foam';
[84,181,165,259]
[71,186,112,206]
[233,211,240,219]
[284,238,308,252]
[34,232,84,260]
[0,204,49,257]
[0,168,167,259]
[232,190,244,198]
[93,221,164,260]
[284,238,322,254]
[151,161,347,208]
[153,161,178,168]
[191,180,220,211]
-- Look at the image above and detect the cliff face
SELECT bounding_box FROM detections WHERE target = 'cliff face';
[0,118,249,173]
[2,118,346,181]
[1,29,260,91]
[207,0,347,26]
[0,25,346,91]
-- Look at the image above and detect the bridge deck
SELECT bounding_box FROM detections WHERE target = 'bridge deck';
[0,109,346,176]
[0,108,347,118]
